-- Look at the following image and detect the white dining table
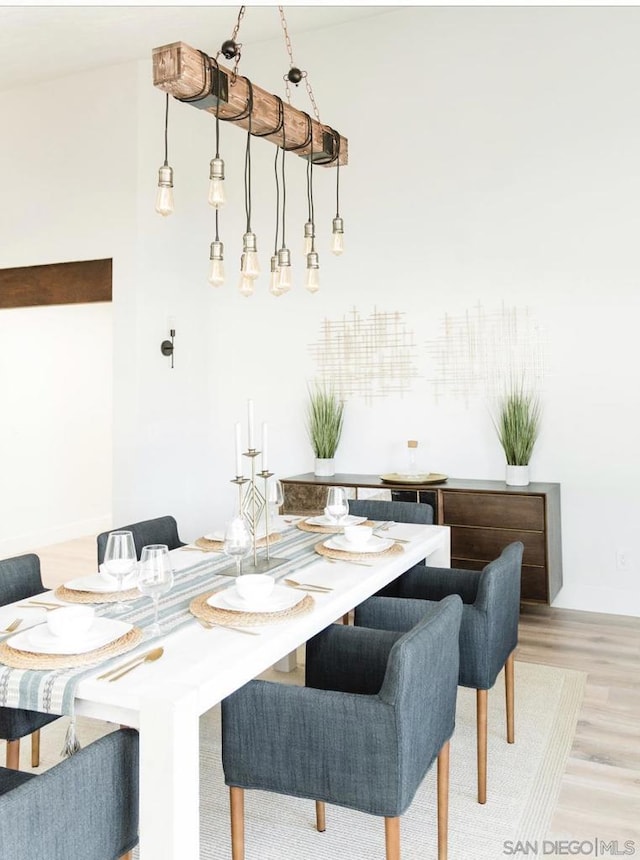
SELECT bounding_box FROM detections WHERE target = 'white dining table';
[5,521,450,860]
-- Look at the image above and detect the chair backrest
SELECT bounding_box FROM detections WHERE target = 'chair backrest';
[0,728,139,860]
[97,515,184,566]
[348,498,434,525]
[378,594,462,810]
[0,554,45,605]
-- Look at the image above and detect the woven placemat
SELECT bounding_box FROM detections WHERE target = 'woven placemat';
[194,532,283,553]
[54,584,140,604]
[314,540,404,562]
[189,590,314,628]
[0,626,144,670]
[297,519,375,535]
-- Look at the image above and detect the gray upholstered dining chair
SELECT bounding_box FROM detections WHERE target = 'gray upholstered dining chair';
[222,594,462,860]
[0,553,59,769]
[97,515,185,566]
[348,497,434,525]
[0,727,139,860]
[355,541,524,804]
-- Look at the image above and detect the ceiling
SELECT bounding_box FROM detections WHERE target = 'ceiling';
[0,4,391,93]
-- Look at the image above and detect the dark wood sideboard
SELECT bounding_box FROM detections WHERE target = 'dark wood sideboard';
[281,474,563,605]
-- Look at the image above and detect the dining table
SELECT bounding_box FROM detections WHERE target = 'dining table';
[0,518,450,860]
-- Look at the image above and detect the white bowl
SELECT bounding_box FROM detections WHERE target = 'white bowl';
[47,605,95,639]
[235,574,274,604]
[343,525,374,548]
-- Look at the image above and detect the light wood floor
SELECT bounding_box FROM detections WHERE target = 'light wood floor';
[22,538,640,842]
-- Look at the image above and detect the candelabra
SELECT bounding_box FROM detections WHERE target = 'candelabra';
[230,447,285,574]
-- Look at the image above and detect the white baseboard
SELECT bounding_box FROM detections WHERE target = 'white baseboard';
[552,584,640,618]
[0,515,112,559]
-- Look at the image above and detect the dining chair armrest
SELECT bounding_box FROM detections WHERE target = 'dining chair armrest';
[222,679,401,816]
[397,564,481,604]
[354,595,432,634]
[306,623,402,694]
[0,728,139,860]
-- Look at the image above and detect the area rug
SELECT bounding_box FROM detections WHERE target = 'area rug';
[28,660,585,860]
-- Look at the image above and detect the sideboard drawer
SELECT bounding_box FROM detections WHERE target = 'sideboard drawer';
[442,491,544,531]
[451,557,548,602]
[450,526,546,568]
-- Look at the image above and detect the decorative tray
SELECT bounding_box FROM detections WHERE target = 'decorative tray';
[379,472,448,485]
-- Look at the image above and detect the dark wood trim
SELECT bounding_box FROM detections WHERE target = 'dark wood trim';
[0,259,112,309]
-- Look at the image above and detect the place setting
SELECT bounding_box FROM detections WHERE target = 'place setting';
[189,572,315,631]
[55,529,141,606]
[315,523,404,564]
[296,486,372,534]
[0,603,143,670]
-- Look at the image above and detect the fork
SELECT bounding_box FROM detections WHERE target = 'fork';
[195,617,261,636]
[373,530,410,543]
[284,578,333,593]
[0,618,21,634]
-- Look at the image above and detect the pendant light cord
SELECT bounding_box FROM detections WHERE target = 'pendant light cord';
[274,146,280,255]
[163,93,169,168]
[280,113,287,248]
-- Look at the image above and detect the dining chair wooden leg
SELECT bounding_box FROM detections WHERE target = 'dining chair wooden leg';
[6,738,20,770]
[384,817,400,860]
[230,786,245,860]
[505,651,515,744]
[119,852,133,860]
[342,613,350,625]
[31,728,41,767]
[437,740,450,860]
[477,688,488,804]
[315,800,326,832]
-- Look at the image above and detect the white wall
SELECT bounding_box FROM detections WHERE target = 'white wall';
[2,8,639,616]
[0,62,139,554]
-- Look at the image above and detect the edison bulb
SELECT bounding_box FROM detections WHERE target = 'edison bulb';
[208,157,225,208]
[208,258,225,287]
[155,165,174,217]
[277,265,292,294]
[242,251,260,279]
[331,230,344,255]
[305,266,320,294]
[269,256,283,296]
[238,273,255,297]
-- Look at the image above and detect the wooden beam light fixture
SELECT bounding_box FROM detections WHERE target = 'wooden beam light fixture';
[151,5,348,297]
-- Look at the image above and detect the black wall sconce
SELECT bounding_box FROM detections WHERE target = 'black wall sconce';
[161,329,175,369]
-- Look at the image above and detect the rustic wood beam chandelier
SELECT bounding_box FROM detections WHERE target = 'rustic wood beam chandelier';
[151,6,348,297]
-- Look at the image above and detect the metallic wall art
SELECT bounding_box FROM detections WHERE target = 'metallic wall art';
[309,308,419,403]
[425,302,547,404]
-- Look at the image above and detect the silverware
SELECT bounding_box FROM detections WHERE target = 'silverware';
[374,531,410,543]
[25,601,65,611]
[97,647,164,681]
[284,578,333,593]
[325,557,374,568]
[375,521,394,531]
[195,617,260,636]
[0,618,21,634]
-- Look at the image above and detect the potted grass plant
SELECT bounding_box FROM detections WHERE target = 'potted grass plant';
[306,384,345,477]
[493,384,541,486]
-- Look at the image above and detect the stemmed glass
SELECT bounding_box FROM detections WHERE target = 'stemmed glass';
[223,516,251,577]
[267,479,284,520]
[325,486,349,524]
[102,530,137,614]
[137,544,174,636]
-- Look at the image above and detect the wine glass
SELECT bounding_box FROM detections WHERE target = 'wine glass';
[102,530,137,614]
[267,479,284,520]
[223,516,251,577]
[325,486,349,524]
[137,544,174,636]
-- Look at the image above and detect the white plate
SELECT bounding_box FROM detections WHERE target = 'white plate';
[305,514,367,527]
[207,585,304,614]
[324,535,393,554]
[64,573,137,593]
[7,618,133,655]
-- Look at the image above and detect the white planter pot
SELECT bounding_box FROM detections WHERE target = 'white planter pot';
[314,458,335,477]
[505,465,529,486]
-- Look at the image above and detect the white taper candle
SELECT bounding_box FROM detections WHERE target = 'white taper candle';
[261,422,268,472]
[235,422,243,477]
[247,399,254,449]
